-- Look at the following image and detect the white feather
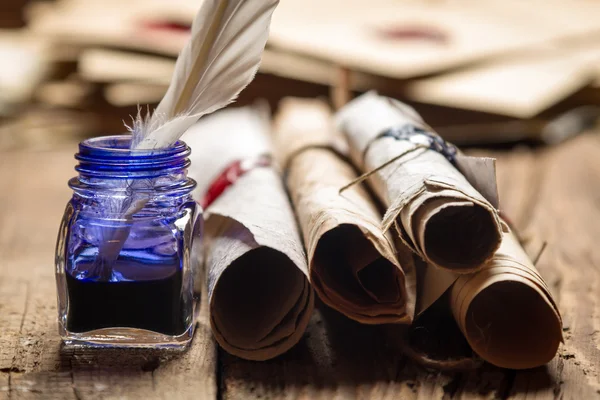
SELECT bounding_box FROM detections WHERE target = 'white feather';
[95,0,278,269]
[132,0,279,150]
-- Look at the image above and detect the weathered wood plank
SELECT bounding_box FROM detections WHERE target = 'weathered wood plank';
[220,305,432,400]
[0,148,217,400]
[503,136,600,400]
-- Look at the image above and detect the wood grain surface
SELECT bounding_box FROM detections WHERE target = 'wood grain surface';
[1,134,599,399]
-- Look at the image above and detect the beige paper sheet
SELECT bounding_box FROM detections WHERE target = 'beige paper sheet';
[78,48,175,85]
[33,0,600,86]
[29,0,195,56]
[103,82,168,107]
[0,30,49,115]
[273,98,416,324]
[183,105,314,361]
[335,92,503,273]
[405,48,598,118]
[418,232,562,370]
[267,0,578,79]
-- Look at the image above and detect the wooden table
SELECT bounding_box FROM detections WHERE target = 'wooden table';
[1,133,599,400]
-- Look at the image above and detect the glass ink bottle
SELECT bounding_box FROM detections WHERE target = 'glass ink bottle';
[55,136,200,349]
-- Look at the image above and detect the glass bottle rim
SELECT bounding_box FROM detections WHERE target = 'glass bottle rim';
[75,135,192,179]
[78,135,189,158]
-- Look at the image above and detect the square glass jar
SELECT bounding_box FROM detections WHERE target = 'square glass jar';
[55,136,201,349]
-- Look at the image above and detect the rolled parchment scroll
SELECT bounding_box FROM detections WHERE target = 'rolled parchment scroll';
[335,92,503,273]
[183,105,314,361]
[273,98,416,324]
[418,231,563,369]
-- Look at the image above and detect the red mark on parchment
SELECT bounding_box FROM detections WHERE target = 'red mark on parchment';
[201,155,271,209]
[139,20,191,33]
[376,25,448,45]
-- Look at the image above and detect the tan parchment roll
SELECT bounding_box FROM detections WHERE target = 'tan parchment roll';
[448,232,562,369]
[335,92,503,273]
[273,98,416,324]
[184,105,314,360]
[416,230,563,369]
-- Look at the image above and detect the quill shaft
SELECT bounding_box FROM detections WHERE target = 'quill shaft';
[172,0,229,117]
[97,0,279,269]
[133,0,279,150]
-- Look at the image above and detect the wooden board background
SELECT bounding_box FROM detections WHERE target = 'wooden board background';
[1,133,599,399]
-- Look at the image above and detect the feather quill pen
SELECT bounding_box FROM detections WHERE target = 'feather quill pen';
[95,0,280,271]
[132,0,280,149]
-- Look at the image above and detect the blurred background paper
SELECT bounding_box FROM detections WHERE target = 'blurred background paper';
[78,49,174,85]
[268,0,578,79]
[28,0,195,56]
[0,30,48,115]
[103,83,169,108]
[405,46,600,118]
[482,0,600,40]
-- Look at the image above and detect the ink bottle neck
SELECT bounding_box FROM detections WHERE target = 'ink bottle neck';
[68,135,196,214]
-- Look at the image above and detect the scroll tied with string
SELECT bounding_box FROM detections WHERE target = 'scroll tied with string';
[335,91,504,273]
